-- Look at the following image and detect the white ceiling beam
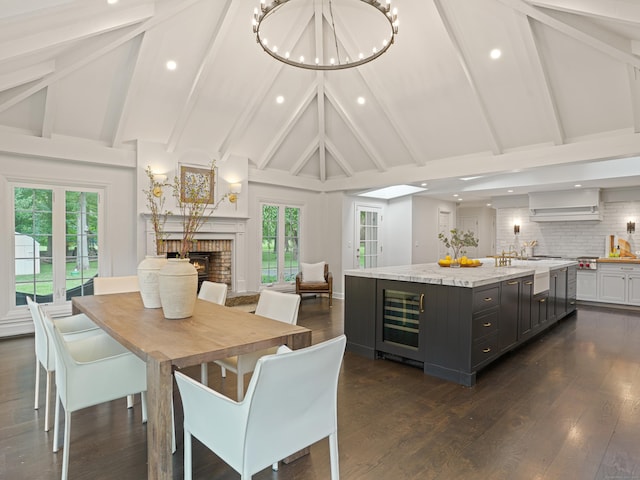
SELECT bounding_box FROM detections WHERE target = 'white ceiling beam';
[0,130,135,167]
[628,66,640,133]
[255,82,318,170]
[0,0,202,115]
[499,0,640,69]
[328,12,426,166]
[219,8,312,163]
[325,138,355,177]
[0,61,55,92]
[289,137,319,176]
[166,0,234,153]
[324,85,388,172]
[42,84,56,139]
[0,3,154,65]
[433,0,503,155]
[515,13,565,144]
[527,0,640,24]
[315,3,326,182]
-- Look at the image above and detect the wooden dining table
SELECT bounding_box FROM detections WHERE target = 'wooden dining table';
[71,291,312,480]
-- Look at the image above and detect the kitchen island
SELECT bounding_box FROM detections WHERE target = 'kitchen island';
[344,259,577,386]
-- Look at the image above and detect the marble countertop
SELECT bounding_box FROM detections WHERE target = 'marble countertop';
[344,258,577,288]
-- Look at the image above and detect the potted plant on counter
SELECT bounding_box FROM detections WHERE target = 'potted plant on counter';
[157,161,228,319]
[438,228,479,267]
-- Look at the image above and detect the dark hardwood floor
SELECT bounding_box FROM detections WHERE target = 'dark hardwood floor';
[2,298,640,479]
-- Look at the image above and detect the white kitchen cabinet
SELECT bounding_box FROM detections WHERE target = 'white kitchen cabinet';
[576,270,597,301]
[597,264,640,305]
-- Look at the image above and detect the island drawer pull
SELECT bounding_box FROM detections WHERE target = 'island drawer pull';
[482,347,491,353]
[507,281,518,285]
[540,298,546,303]
[483,322,492,327]
[419,293,424,313]
[484,297,493,302]
[525,281,533,285]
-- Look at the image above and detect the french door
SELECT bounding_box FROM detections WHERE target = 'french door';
[13,184,102,307]
[356,205,382,269]
[260,203,301,285]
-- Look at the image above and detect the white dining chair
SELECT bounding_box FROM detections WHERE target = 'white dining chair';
[27,296,101,431]
[175,334,346,480]
[197,281,228,386]
[214,289,301,400]
[93,275,140,295]
[41,307,148,480]
[93,274,140,408]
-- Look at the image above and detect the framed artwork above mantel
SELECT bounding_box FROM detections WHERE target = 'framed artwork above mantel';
[179,164,215,204]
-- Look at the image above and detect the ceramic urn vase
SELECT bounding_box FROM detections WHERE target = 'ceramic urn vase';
[157,258,198,319]
[137,255,168,308]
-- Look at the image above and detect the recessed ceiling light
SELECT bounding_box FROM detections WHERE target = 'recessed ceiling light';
[420,182,427,187]
[490,48,502,60]
[107,0,118,4]
[276,95,284,104]
[166,60,177,71]
[507,189,514,193]
[358,185,427,200]
[453,194,459,197]
[486,203,492,207]
[357,97,366,105]
[574,184,582,188]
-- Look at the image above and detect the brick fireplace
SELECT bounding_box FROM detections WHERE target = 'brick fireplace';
[144,216,248,293]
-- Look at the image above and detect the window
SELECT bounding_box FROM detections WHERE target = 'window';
[261,204,301,285]
[13,185,101,307]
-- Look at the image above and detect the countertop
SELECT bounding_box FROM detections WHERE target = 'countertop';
[344,258,577,288]
[597,257,640,264]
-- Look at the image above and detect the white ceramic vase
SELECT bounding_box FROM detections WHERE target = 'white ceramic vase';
[158,258,198,319]
[137,255,168,308]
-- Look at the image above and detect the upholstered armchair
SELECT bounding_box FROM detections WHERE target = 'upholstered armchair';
[296,262,333,307]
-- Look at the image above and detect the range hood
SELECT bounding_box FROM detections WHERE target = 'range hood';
[529,188,602,222]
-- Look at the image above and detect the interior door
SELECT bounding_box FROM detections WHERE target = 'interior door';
[438,209,451,259]
[459,216,479,258]
[356,205,382,269]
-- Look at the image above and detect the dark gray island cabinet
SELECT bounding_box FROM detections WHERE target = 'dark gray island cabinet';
[344,262,576,386]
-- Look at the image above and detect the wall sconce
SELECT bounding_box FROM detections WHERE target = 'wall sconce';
[152,173,167,183]
[514,224,520,235]
[627,221,635,234]
[228,183,242,203]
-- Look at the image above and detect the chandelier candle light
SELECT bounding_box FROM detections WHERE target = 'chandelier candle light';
[253,0,398,71]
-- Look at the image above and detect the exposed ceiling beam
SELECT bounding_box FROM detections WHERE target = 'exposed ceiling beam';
[219,7,312,163]
[0,130,135,167]
[42,84,56,139]
[433,0,503,155]
[527,0,640,24]
[0,61,55,92]
[628,66,640,134]
[325,138,355,177]
[314,3,327,182]
[324,85,388,172]
[289,137,319,176]
[499,0,640,69]
[166,0,234,153]
[0,3,154,65]
[328,12,426,166]
[516,13,565,144]
[0,0,202,114]
[255,82,318,170]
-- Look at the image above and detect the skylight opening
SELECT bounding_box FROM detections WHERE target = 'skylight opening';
[358,185,427,200]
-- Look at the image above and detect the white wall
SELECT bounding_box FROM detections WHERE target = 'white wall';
[456,205,496,257]
[0,153,136,336]
[495,194,640,258]
[412,196,458,263]
[385,197,412,266]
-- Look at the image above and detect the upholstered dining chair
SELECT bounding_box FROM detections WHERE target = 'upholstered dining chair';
[175,334,346,480]
[296,262,333,306]
[214,289,301,400]
[93,274,140,408]
[40,306,148,480]
[27,296,101,431]
[198,281,228,385]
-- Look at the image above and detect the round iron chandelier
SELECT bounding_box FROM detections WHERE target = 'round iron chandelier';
[252,0,399,71]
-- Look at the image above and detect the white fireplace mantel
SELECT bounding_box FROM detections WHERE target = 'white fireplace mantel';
[142,214,248,293]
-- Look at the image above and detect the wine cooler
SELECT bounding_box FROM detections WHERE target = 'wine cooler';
[376,280,427,363]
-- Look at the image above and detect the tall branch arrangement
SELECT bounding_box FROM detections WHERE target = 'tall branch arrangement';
[438,228,479,259]
[143,166,171,255]
[170,161,228,258]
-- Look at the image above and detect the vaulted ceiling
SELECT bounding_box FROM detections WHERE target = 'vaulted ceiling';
[1,0,640,204]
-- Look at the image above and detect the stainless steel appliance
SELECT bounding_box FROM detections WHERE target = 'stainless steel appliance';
[575,256,598,270]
